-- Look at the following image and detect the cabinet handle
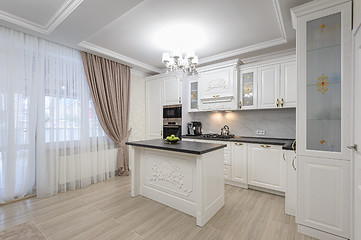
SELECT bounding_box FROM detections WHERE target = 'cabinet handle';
[260,145,271,148]
[239,100,242,109]
[235,143,243,146]
[161,130,163,137]
[213,94,220,98]
[282,152,286,161]
[281,98,284,107]
[276,98,279,107]
[292,156,297,171]
[179,97,181,103]
[292,139,296,153]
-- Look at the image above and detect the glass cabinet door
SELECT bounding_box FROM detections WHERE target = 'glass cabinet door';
[189,80,199,111]
[240,68,257,109]
[306,13,341,152]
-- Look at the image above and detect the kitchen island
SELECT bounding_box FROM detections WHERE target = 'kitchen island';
[126,139,227,227]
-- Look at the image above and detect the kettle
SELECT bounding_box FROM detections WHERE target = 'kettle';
[221,125,230,136]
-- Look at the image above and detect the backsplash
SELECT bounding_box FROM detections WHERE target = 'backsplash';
[185,108,296,139]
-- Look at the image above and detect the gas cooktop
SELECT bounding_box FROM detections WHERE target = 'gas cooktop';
[201,133,235,139]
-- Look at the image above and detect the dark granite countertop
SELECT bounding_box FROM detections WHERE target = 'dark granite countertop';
[126,139,227,155]
[182,135,296,151]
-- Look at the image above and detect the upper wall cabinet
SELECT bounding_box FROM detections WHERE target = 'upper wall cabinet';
[188,75,200,112]
[198,60,239,111]
[239,57,297,110]
[280,61,297,108]
[163,75,182,105]
[240,68,258,110]
[258,64,280,109]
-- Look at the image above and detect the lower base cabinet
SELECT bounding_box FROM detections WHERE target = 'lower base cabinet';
[247,144,285,192]
[231,142,248,186]
[297,155,350,239]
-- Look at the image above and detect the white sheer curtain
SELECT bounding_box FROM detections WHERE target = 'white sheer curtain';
[0,26,117,202]
[0,27,38,203]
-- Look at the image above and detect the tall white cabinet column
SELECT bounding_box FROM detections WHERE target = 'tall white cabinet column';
[291,0,352,239]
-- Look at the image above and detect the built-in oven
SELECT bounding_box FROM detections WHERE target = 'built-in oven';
[163,125,182,140]
[163,104,182,139]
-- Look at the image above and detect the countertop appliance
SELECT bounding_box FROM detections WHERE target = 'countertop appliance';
[187,122,202,136]
[163,104,182,139]
[221,125,230,136]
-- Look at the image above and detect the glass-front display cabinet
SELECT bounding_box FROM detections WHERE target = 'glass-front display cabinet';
[188,76,199,112]
[293,0,351,160]
[239,68,257,110]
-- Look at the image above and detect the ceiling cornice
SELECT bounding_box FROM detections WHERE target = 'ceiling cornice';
[273,0,287,39]
[198,37,287,65]
[0,0,83,35]
[79,41,163,74]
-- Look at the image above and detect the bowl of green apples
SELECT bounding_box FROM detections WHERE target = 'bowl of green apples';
[165,135,180,144]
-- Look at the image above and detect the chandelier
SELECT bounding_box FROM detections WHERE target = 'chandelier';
[162,49,198,75]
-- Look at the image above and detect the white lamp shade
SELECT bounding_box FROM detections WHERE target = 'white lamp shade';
[192,56,198,64]
[187,50,195,59]
[162,52,170,62]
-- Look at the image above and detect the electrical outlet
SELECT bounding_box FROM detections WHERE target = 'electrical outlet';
[256,130,266,136]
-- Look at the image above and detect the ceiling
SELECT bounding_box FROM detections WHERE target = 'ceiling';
[0,0,310,75]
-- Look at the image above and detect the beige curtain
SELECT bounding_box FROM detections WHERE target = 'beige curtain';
[81,51,131,175]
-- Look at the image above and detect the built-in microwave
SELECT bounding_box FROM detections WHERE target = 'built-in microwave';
[163,105,182,119]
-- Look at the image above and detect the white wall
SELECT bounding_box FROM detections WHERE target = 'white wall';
[354,0,361,28]
[188,108,296,139]
[128,73,146,141]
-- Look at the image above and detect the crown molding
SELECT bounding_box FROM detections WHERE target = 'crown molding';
[273,0,287,39]
[197,58,240,73]
[131,69,151,78]
[291,0,351,30]
[79,41,162,74]
[198,37,287,65]
[0,0,83,35]
[241,48,296,64]
[45,0,84,34]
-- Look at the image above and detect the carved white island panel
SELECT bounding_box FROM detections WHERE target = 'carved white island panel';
[130,145,225,227]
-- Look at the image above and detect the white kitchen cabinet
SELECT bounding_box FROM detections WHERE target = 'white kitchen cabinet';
[198,59,239,111]
[146,79,163,139]
[247,144,285,192]
[163,75,182,105]
[280,61,297,108]
[284,149,297,216]
[240,68,257,110]
[291,1,352,239]
[297,156,350,238]
[257,64,280,109]
[231,142,248,186]
[188,76,199,112]
[224,165,231,180]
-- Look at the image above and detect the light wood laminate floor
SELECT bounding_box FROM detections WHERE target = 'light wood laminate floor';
[0,176,316,240]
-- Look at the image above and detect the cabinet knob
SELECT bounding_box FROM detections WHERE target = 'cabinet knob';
[179,97,181,103]
[235,143,243,146]
[239,101,242,109]
[213,94,220,98]
[276,98,279,107]
[161,130,163,137]
[281,98,284,107]
[282,152,286,161]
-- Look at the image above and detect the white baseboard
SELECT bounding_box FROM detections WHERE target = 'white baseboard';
[298,224,348,240]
